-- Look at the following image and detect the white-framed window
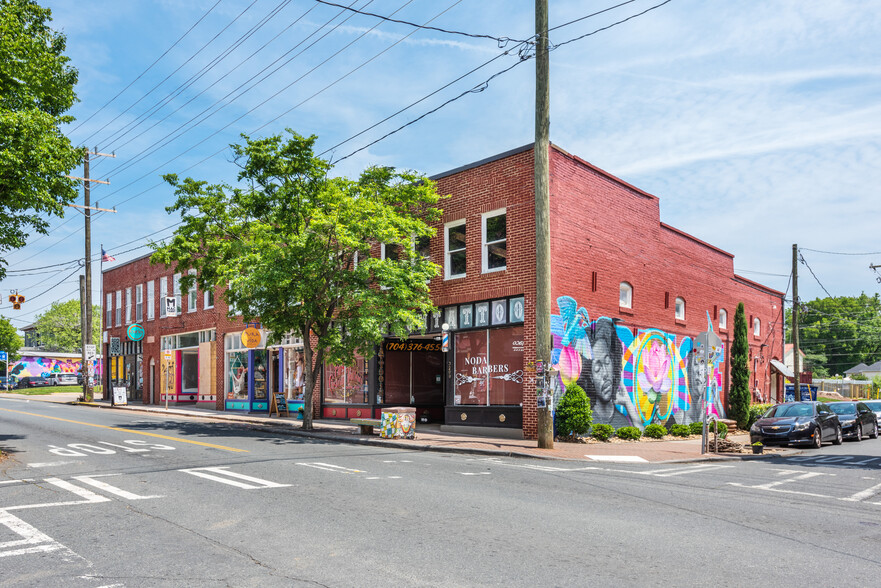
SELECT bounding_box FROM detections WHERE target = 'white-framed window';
[719,308,727,330]
[187,269,197,313]
[753,317,761,336]
[619,282,633,309]
[115,290,122,326]
[159,276,168,318]
[204,288,214,309]
[481,209,506,273]
[135,284,143,322]
[147,280,155,321]
[173,273,182,315]
[125,287,132,324]
[105,293,112,327]
[674,297,685,321]
[444,220,466,279]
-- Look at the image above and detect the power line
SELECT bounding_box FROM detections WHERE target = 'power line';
[312,0,526,45]
[799,252,833,298]
[800,247,881,256]
[552,0,675,49]
[549,0,641,32]
[69,0,224,134]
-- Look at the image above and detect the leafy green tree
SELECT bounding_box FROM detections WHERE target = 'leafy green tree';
[152,131,444,430]
[0,315,22,362]
[729,302,750,429]
[0,0,82,279]
[33,300,100,352]
[785,294,881,377]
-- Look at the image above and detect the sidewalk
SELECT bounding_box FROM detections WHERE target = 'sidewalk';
[1,392,798,463]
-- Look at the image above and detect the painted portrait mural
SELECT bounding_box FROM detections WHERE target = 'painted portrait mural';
[9,356,103,380]
[551,296,725,429]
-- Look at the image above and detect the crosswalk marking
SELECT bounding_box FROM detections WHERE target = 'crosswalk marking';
[73,474,163,500]
[842,482,881,502]
[296,462,364,474]
[0,511,76,560]
[639,464,735,477]
[179,467,290,489]
[459,472,491,476]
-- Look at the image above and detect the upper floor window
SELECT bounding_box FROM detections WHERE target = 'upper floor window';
[115,290,122,326]
[753,317,761,337]
[415,235,431,261]
[482,209,506,273]
[719,308,727,330]
[204,288,215,309]
[125,287,132,324]
[135,284,143,322]
[619,282,633,309]
[173,273,182,315]
[674,297,685,321]
[445,220,466,279]
[187,270,197,313]
[105,293,112,327]
[159,277,168,318]
[147,280,155,321]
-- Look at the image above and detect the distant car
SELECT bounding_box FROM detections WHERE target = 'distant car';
[750,401,842,448]
[47,373,78,386]
[15,376,52,389]
[0,376,10,389]
[864,400,881,427]
[828,401,879,441]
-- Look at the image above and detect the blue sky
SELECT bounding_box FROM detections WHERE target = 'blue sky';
[2,0,880,332]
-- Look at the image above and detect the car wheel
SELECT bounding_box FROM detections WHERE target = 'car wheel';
[856,424,863,442]
[833,426,843,445]
[812,427,823,448]
[871,422,879,440]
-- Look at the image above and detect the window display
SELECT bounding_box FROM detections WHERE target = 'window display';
[454,326,523,406]
[324,355,366,403]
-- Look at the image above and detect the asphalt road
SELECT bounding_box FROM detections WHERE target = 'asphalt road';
[3,396,881,587]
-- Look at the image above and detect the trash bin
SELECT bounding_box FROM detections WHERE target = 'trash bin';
[380,406,416,439]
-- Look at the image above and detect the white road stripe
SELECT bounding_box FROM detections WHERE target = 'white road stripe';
[296,462,363,473]
[459,472,491,476]
[843,482,881,502]
[73,474,163,500]
[42,478,111,504]
[584,455,648,463]
[25,461,77,468]
[179,467,290,489]
[639,464,735,477]
[0,511,73,560]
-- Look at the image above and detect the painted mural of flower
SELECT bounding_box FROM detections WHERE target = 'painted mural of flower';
[637,340,672,404]
[555,346,582,387]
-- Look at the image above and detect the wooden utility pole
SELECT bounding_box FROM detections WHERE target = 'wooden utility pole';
[792,244,800,396]
[535,0,553,448]
[70,149,115,401]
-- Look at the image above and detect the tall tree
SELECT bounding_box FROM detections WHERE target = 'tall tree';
[0,0,81,278]
[786,294,881,377]
[729,302,750,429]
[33,300,100,352]
[0,315,22,362]
[152,131,444,430]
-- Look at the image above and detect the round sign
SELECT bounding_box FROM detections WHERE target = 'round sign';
[241,327,262,348]
[126,323,145,341]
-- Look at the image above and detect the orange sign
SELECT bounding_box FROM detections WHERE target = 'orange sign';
[241,327,262,348]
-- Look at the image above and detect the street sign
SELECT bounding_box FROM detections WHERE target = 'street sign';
[127,323,145,341]
[0,351,7,362]
[84,344,97,359]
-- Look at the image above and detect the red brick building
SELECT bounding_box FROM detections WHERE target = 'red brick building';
[102,143,785,439]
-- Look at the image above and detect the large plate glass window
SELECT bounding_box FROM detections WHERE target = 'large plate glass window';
[482,209,506,272]
[453,326,523,406]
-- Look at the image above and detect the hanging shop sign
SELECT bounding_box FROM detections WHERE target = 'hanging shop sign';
[241,327,262,349]
[126,323,145,342]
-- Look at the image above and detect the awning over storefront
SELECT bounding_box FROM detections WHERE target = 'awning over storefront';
[770,358,794,378]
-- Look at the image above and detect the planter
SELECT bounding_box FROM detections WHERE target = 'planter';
[751,445,764,454]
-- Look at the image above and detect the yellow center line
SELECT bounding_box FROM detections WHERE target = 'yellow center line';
[0,407,249,453]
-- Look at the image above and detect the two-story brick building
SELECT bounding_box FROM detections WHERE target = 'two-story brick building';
[103,143,785,440]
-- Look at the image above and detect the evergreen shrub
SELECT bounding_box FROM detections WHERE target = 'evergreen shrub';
[643,424,667,439]
[669,423,691,437]
[591,424,614,441]
[555,384,592,438]
[616,426,641,440]
[689,421,704,435]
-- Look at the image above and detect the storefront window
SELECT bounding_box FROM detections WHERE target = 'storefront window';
[253,350,267,400]
[454,326,523,406]
[228,350,248,400]
[283,349,305,400]
[324,356,366,403]
[181,350,198,393]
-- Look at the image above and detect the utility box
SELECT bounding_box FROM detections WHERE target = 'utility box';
[380,406,416,439]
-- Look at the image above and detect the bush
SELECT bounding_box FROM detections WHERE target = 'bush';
[707,420,728,439]
[747,404,772,430]
[555,384,592,438]
[689,421,704,435]
[591,423,614,441]
[643,423,667,439]
[616,426,642,440]
[669,423,691,437]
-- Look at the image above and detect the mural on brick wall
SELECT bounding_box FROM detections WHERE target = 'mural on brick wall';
[551,296,725,429]
[9,356,103,381]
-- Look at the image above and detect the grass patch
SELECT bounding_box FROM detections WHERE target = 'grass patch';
[3,385,103,396]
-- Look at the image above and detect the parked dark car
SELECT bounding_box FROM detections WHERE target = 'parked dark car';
[15,376,52,389]
[864,401,881,426]
[750,401,842,448]
[828,401,878,441]
[0,375,10,390]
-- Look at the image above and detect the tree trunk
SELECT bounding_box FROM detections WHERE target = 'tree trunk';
[302,324,315,430]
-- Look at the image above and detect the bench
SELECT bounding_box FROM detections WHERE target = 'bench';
[350,418,382,435]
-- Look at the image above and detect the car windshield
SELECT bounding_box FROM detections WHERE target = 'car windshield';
[864,401,881,411]
[828,403,857,415]
[765,404,813,418]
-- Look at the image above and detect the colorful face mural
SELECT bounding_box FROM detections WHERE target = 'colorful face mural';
[551,296,725,429]
[9,356,103,380]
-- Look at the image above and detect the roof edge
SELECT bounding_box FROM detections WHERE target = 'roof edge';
[660,222,735,259]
